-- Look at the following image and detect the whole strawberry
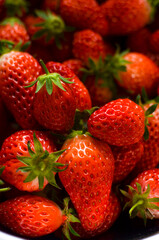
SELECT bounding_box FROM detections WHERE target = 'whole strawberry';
[58,133,114,233]
[88,99,145,146]
[0,130,66,191]
[0,195,79,238]
[60,0,108,36]
[0,43,42,129]
[121,168,159,222]
[101,0,157,35]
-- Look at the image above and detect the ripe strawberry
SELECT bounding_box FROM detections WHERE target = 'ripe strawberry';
[121,169,159,222]
[60,0,108,36]
[0,47,42,129]
[58,133,114,232]
[134,103,159,174]
[0,17,29,45]
[70,192,121,238]
[111,141,144,183]
[46,61,92,111]
[0,130,66,191]
[116,52,159,97]
[63,59,83,79]
[0,195,79,238]
[101,0,156,35]
[73,29,113,66]
[88,99,145,146]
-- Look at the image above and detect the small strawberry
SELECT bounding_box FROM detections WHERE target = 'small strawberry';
[88,98,145,146]
[0,195,80,238]
[60,0,108,36]
[58,133,114,233]
[101,0,158,35]
[0,17,29,45]
[0,41,42,129]
[121,168,159,223]
[111,141,144,183]
[0,130,66,191]
[63,59,83,79]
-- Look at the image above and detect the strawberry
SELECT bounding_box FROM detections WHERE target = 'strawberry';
[0,130,67,191]
[111,141,144,183]
[0,44,42,129]
[70,192,121,238]
[46,61,92,111]
[0,17,29,45]
[63,59,83,79]
[0,195,80,238]
[121,168,159,223]
[60,0,108,36]
[72,29,113,66]
[134,102,159,174]
[58,133,114,233]
[101,0,157,35]
[87,99,145,146]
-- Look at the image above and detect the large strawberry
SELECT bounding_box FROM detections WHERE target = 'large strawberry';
[0,17,29,45]
[0,42,42,129]
[88,98,145,146]
[0,130,66,191]
[101,0,158,35]
[60,0,108,36]
[58,133,114,233]
[121,168,159,223]
[0,195,80,238]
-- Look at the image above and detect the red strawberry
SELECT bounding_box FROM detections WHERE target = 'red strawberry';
[0,48,42,129]
[60,0,108,36]
[0,130,67,192]
[46,61,92,111]
[70,192,121,238]
[101,0,155,35]
[134,103,159,174]
[58,133,114,233]
[63,59,83,79]
[0,17,29,46]
[72,29,114,66]
[121,169,159,222]
[88,99,145,146]
[111,141,144,183]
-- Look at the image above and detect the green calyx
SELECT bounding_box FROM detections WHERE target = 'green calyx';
[136,88,158,141]
[121,183,159,225]
[33,10,66,47]
[0,39,31,56]
[25,60,74,95]
[0,166,11,192]
[0,17,23,27]
[16,132,68,190]
[5,0,29,17]
[148,0,159,21]
[62,197,81,240]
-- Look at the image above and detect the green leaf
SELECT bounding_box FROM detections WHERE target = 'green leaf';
[142,184,150,198]
[24,171,37,183]
[59,76,74,84]
[21,41,31,52]
[45,171,61,189]
[16,156,32,165]
[144,125,149,141]
[35,10,48,20]
[68,223,80,237]
[17,166,32,172]
[33,132,44,154]
[46,78,53,95]
[136,182,142,194]
[145,104,158,116]
[0,187,11,192]
[27,141,35,157]
[0,166,5,175]
[69,214,81,223]
[38,175,44,189]
[63,227,71,240]
[147,203,159,210]
[141,87,149,103]
[120,189,131,199]
[53,78,66,91]
[35,80,45,93]
[24,79,38,89]
[148,197,159,202]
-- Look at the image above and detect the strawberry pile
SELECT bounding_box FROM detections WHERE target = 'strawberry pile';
[0,0,159,239]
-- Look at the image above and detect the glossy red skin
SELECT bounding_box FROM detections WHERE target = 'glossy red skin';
[150,30,159,54]
[33,82,76,133]
[0,51,42,129]
[134,104,159,174]
[73,29,113,66]
[58,134,114,232]
[130,169,159,218]
[127,28,152,54]
[88,99,145,146]
[118,53,159,98]
[63,59,83,79]
[0,195,64,237]
[46,61,92,111]
[60,0,108,36]
[101,0,152,35]
[0,22,29,45]
[71,192,121,238]
[111,141,144,183]
[0,130,57,191]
